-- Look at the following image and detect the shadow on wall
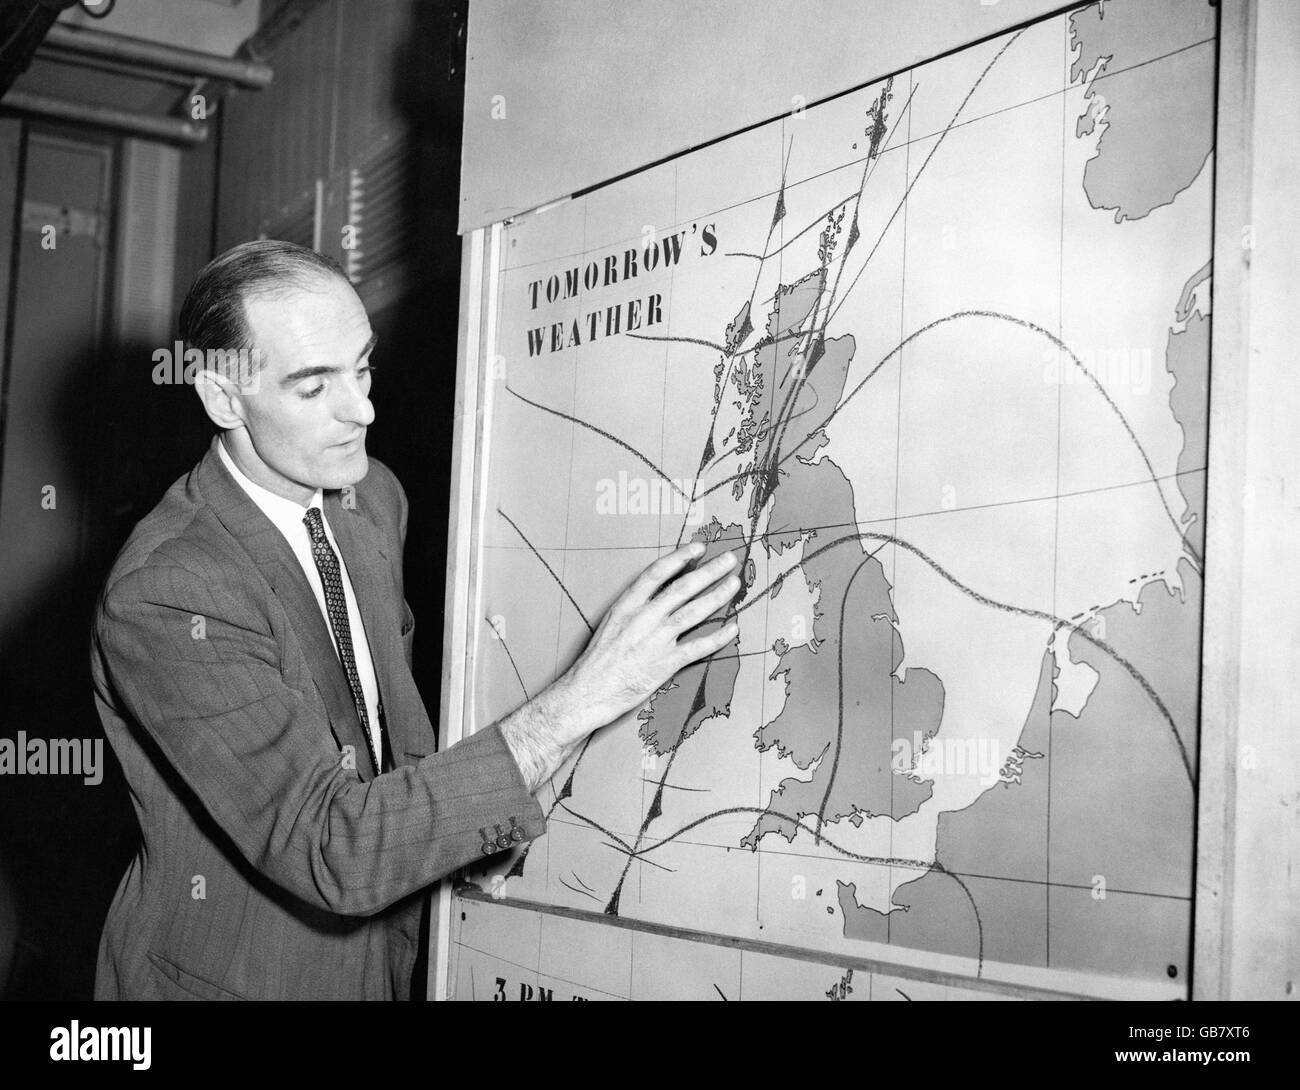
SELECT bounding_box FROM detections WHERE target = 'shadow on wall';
[0,329,211,1000]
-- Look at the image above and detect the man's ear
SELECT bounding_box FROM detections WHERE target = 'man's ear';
[194,368,248,430]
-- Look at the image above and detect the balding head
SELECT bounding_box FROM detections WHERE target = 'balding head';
[180,239,350,382]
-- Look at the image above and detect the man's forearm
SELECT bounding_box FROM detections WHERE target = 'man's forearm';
[496,681,587,792]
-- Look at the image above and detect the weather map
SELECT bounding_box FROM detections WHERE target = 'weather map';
[450,0,1215,999]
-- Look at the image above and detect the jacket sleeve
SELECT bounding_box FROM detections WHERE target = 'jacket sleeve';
[95,561,545,917]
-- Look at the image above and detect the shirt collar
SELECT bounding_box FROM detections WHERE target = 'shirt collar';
[216,435,326,539]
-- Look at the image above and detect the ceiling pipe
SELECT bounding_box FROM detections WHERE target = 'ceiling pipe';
[33,49,196,87]
[0,89,208,144]
[41,23,273,88]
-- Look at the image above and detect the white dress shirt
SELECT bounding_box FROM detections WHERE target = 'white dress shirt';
[217,437,382,766]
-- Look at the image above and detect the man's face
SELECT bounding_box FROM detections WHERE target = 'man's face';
[235,274,376,497]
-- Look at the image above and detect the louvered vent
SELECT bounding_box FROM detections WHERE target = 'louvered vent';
[345,137,416,288]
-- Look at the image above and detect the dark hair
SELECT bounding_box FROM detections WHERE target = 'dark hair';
[178,239,348,377]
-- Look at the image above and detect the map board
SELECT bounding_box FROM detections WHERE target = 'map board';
[440,0,1217,1001]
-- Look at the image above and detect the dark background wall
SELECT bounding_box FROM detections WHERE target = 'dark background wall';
[0,0,466,999]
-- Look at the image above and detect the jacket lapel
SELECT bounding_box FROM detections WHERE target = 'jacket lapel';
[197,436,380,780]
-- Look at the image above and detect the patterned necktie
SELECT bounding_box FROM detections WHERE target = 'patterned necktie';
[303,506,385,775]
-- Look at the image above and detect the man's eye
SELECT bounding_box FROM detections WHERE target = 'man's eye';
[301,384,325,399]
[359,364,375,378]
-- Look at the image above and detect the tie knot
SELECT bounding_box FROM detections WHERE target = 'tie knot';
[303,506,327,543]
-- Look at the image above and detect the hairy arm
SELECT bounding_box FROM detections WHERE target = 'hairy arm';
[497,682,583,792]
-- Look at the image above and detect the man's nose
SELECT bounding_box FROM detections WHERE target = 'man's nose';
[340,377,375,426]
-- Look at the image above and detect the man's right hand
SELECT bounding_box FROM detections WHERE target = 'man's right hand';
[549,540,740,745]
[496,541,741,791]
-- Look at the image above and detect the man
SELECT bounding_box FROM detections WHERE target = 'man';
[92,240,739,1000]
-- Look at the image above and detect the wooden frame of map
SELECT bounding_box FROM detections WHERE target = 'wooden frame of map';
[433,0,1254,1002]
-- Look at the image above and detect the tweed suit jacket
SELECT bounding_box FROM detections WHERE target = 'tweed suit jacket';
[91,434,544,1000]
